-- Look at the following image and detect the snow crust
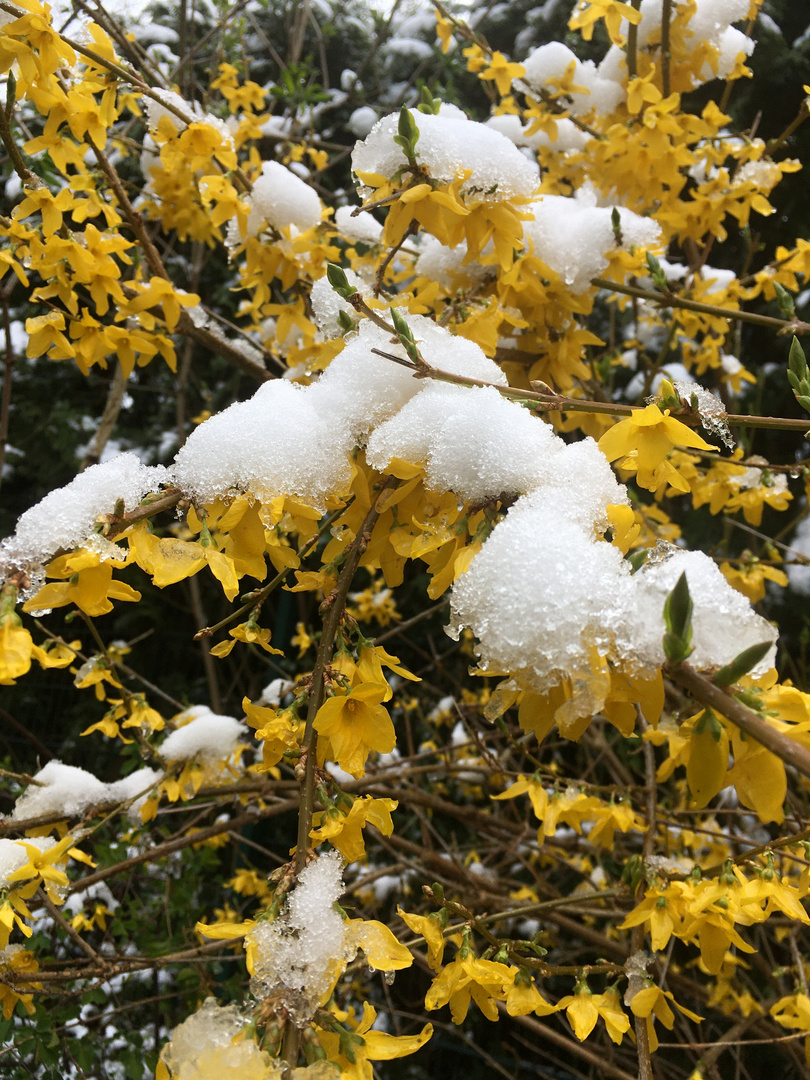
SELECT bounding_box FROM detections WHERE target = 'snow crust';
[0,454,168,574]
[352,106,540,200]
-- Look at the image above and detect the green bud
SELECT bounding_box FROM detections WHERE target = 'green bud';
[611,206,622,244]
[712,640,773,686]
[326,262,355,298]
[646,251,668,291]
[773,281,795,318]
[662,572,693,663]
[393,105,420,162]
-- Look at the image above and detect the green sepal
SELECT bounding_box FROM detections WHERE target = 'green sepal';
[326,262,355,298]
[712,640,773,686]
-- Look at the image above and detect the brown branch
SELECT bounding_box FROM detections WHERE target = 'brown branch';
[294,477,397,875]
[79,363,128,472]
[591,276,810,334]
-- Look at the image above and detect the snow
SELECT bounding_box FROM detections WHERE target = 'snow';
[10,762,163,823]
[521,41,624,116]
[415,235,491,288]
[246,160,323,235]
[334,204,382,245]
[366,382,565,501]
[246,851,355,1023]
[523,184,662,293]
[626,547,778,673]
[173,314,509,507]
[671,380,733,448]
[348,106,379,138]
[171,378,354,507]
[448,485,634,693]
[159,707,248,763]
[311,269,365,337]
[352,105,540,201]
[0,453,168,575]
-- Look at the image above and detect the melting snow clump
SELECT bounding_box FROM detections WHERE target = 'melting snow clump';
[159,997,281,1080]
[247,851,356,1023]
[671,380,733,448]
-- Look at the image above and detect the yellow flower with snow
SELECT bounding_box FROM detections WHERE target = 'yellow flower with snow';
[597,402,714,493]
[314,683,396,777]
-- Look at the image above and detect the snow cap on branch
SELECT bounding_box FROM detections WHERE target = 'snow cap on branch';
[352,104,540,200]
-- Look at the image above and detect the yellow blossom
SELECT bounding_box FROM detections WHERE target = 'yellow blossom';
[23,549,140,618]
[310,795,397,863]
[480,52,525,97]
[398,906,447,973]
[314,683,396,777]
[316,1002,432,1079]
[425,950,513,1023]
[598,402,714,493]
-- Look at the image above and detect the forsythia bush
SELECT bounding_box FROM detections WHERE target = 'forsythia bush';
[2,0,810,1076]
